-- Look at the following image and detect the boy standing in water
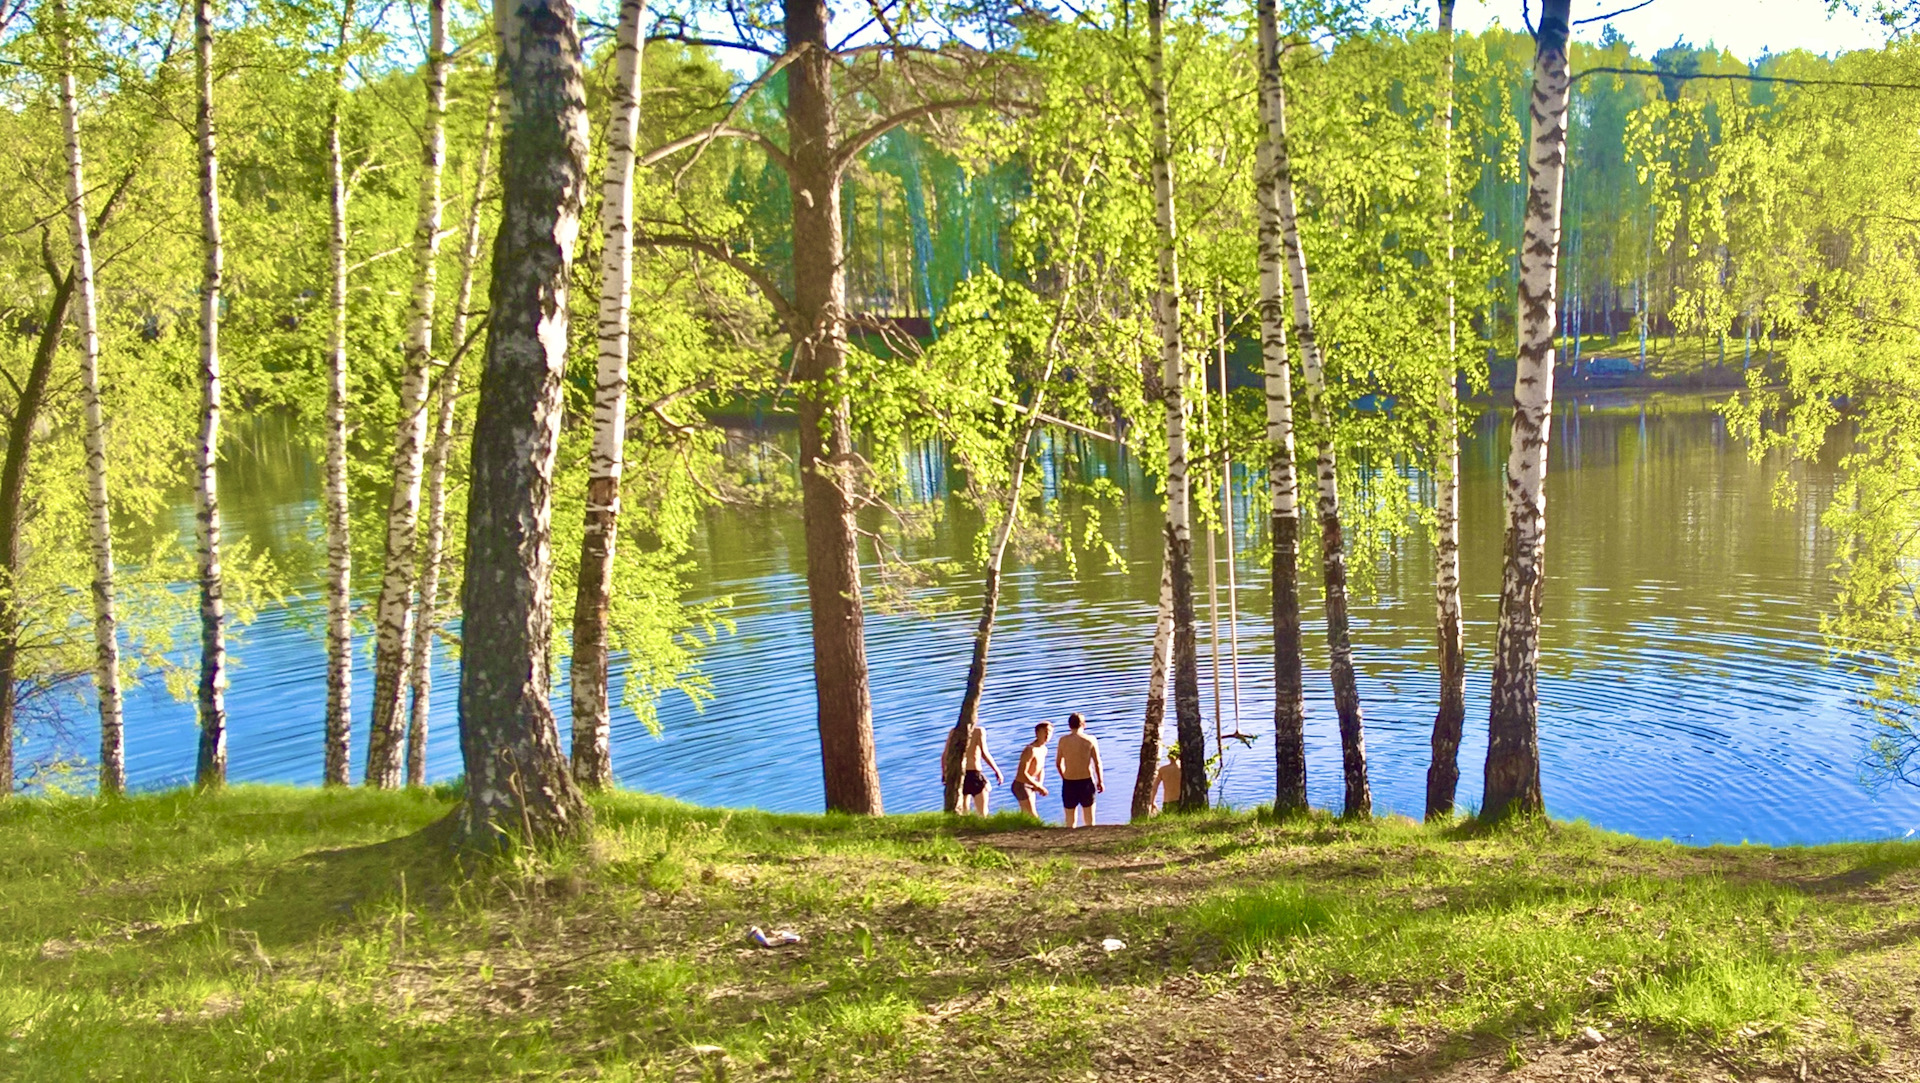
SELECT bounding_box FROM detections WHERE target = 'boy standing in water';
[1054,713,1105,828]
[942,725,1004,816]
[1150,745,1183,815]
[1011,721,1052,817]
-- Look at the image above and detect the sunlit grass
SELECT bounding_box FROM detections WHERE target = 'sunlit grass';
[0,786,1912,1079]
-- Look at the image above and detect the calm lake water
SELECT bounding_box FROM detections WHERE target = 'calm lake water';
[76,392,1920,845]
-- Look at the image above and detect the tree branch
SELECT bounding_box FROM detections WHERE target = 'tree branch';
[1574,65,1920,93]
[640,124,793,175]
[830,97,1022,176]
[639,232,797,329]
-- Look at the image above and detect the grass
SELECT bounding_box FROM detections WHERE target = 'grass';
[4,788,1920,1081]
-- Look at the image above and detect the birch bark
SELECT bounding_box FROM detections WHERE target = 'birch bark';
[1147,0,1208,811]
[569,0,647,790]
[194,0,228,789]
[1484,0,1571,821]
[1254,0,1305,815]
[1264,23,1370,817]
[1130,560,1173,819]
[367,0,450,788]
[455,0,591,845]
[58,1,127,796]
[1426,0,1466,819]
[408,96,497,788]
[323,0,355,787]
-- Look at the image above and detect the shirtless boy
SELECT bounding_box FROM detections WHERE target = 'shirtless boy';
[1053,713,1105,828]
[942,725,1004,816]
[1011,721,1052,817]
[1149,746,1183,815]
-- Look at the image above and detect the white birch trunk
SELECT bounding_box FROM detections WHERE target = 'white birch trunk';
[1254,0,1305,815]
[1264,26,1370,817]
[57,1,126,797]
[408,95,498,788]
[193,0,227,789]
[322,2,355,788]
[366,0,450,788]
[1426,0,1466,819]
[1146,0,1207,811]
[453,0,591,845]
[1130,559,1173,820]
[1484,0,1571,821]
[569,0,647,790]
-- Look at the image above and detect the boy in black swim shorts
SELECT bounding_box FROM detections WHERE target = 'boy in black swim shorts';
[1052,713,1104,828]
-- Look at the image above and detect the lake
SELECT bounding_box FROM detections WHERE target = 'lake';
[76,391,1920,845]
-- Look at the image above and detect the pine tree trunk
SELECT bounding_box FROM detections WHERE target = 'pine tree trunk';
[366,0,451,789]
[1427,0,1466,820]
[1265,28,1369,817]
[408,96,497,789]
[58,3,127,797]
[1147,0,1208,812]
[322,4,355,788]
[194,0,228,789]
[453,0,592,847]
[1131,559,1173,820]
[1255,0,1306,816]
[787,0,881,815]
[1484,0,1570,822]
[569,0,647,791]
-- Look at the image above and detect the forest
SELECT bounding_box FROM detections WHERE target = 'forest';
[8,0,1920,1078]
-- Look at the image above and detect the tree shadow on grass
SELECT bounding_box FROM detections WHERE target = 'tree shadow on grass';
[235,813,465,953]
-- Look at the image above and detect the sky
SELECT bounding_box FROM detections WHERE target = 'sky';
[1439,0,1896,61]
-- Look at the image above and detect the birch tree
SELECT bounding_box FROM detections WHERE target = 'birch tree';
[1426,0,1465,819]
[937,166,1096,815]
[1130,561,1173,819]
[1265,17,1369,817]
[454,0,590,845]
[409,95,497,788]
[1254,0,1305,816]
[56,0,127,797]
[1483,0,1572,821]
[367,0,451,788]
[322,0,355,787]
[194,0,228,789]
[1146,0,1207,811]
[569,0,646,790]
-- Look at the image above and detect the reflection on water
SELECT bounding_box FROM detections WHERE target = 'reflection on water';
[91,392,1920,845]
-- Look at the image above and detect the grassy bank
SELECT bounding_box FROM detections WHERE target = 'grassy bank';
[4,788,1920,1081]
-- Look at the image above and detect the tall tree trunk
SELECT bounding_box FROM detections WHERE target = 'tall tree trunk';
[1265,28,1369,817]
[1255,0,1306,816]
[455,0,591,847]
[940,170,1094,814]
[58,5,127,797]
[786,0,880,814]
[408,95,498,788]
[1426,0,1466,820]
[322,0,355,788]
[569,0,647,791]
[1131,559,1173,819]
[1146,0,1207,812]
[194,0,228,789]
[366,0,451,788]
[1484,0,1570,822]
